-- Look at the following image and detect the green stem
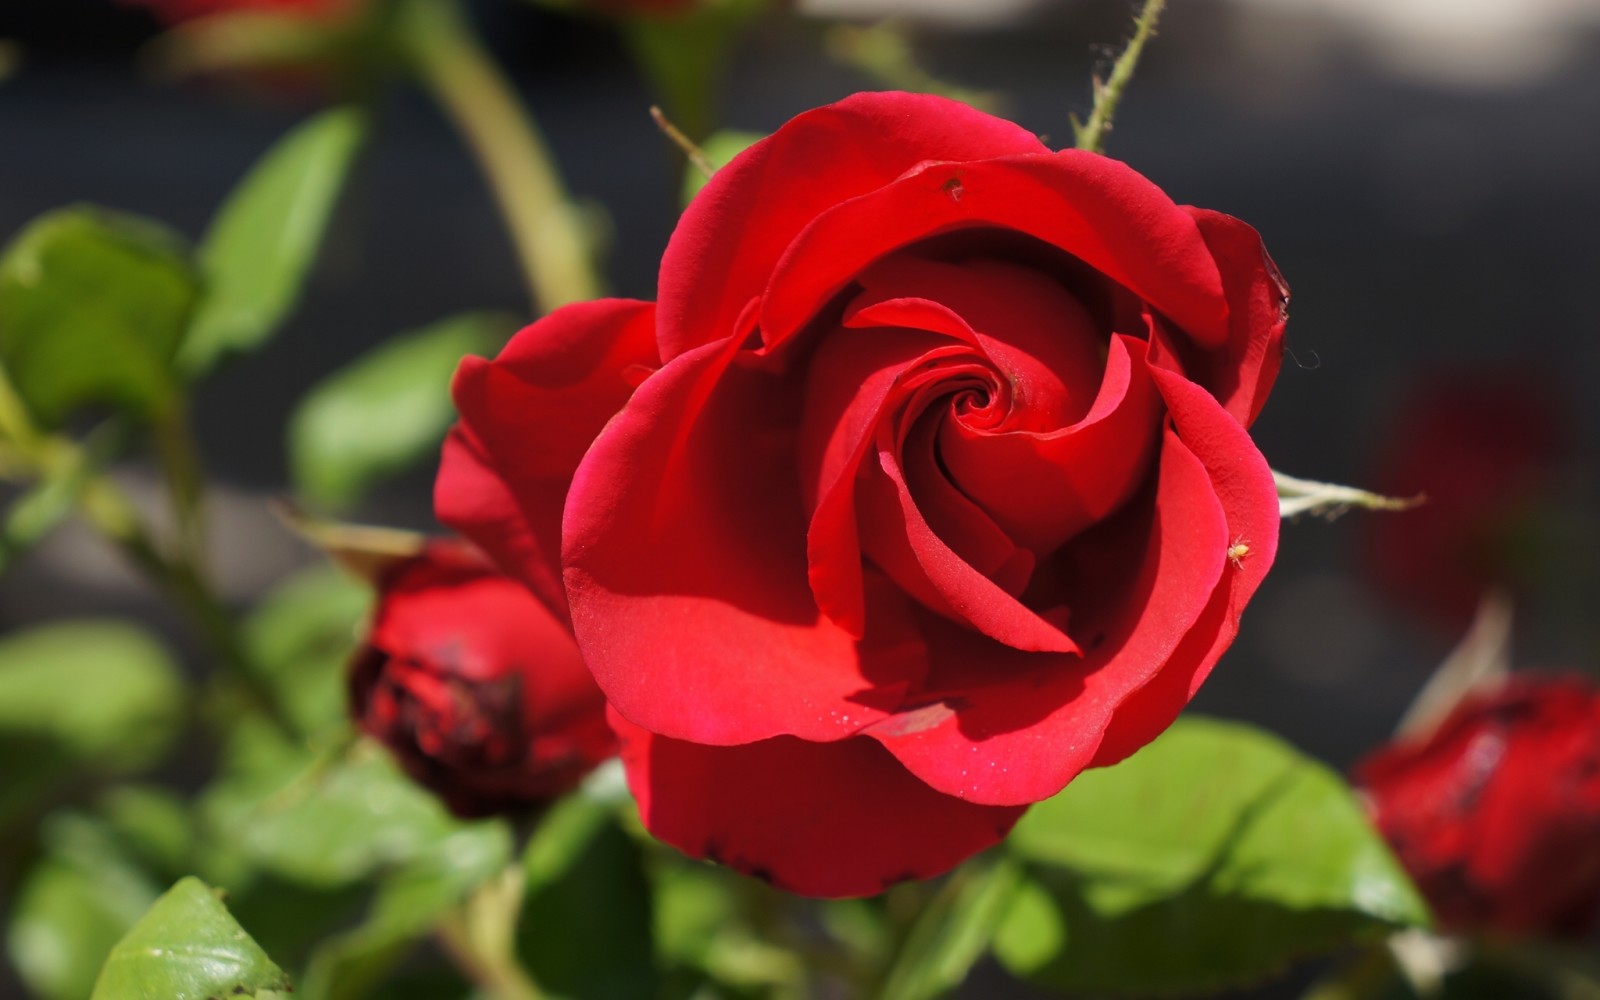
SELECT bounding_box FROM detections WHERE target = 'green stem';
[151,401,208,576]
[2,364,292,737]
[1073,0,1167,154]
[401,0,602,314]
[874,855,1021,1000]
[74,473,297,738]
[435,868,543,1000]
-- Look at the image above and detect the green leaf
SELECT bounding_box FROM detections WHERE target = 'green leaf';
[878,855,1022,1000]
[997,716,1430,996]
[0,420,125,574]
[10,858,149,1000]
[0,207,196,424]
[180,107,366,377]
[0,620,184,824]
[655,863,739,973]
[198,738,481,888]
[288,312,510,510]
[90,876,291,999]
[1,461,84,572]
[519,796,658,999]
[679,130,764,206]
[7,810,168,1000]
[96,786,196,879]
[299,823,513,1000]
[242,565,372,735]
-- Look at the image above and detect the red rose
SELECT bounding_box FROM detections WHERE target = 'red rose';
[348,540,615,818]
[437,92,1286,896]
[1362,371,1568,632]
[1355,674,1600,939]
[121,0,353,25]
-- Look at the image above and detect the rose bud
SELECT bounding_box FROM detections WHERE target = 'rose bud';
[1362,371,1568,632]
[348,540,615,818]
[437,92,1286,896]
[1354,674,1600,939]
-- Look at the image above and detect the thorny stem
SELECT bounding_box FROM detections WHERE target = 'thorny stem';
[403,0,602,315]
[1073,0,1167,154]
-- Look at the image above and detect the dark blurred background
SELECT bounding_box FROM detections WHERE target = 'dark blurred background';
[1,0,1598,993]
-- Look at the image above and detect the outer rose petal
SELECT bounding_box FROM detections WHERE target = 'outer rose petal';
[760,152,1229,355]
[564,340,926,746]
[611,708,1025,898]
[1086,368,1279,766]
[657,91,1048,360]
[1148,210,1290,427]
[437,299,657,617]
[868,422,1230,806]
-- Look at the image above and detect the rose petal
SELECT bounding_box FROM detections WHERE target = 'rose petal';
[1089,367,1281,766]
[851,256,1105,428]
[437,299,657,616]
[867,426,1230,806]
[761,151,1228,355]
[612,708,1025,898]
[1147,209,1289,426]
[657,91,1048,362]
[437,425,565,615]
[802,328,973,636]
[564,340,926,746]
[858,414,1073,652]
[939,334,1163,554]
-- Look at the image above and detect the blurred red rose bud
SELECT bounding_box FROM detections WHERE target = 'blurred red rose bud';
[1362,371,1569,633]
[1354,674,1600,939]
[348,540,615,818]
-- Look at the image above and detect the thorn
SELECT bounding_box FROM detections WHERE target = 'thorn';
[649,105,714,179]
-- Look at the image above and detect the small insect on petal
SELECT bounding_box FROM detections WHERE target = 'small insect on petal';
[1227,536,1251,570]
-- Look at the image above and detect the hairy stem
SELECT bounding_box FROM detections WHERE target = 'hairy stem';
[1074,0,1167,154]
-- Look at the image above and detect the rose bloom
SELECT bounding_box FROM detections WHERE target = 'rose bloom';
[1363,371,1567,632]
[438,92,1286,896]
[348,541,615,818]
[1355,674,1600,939]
